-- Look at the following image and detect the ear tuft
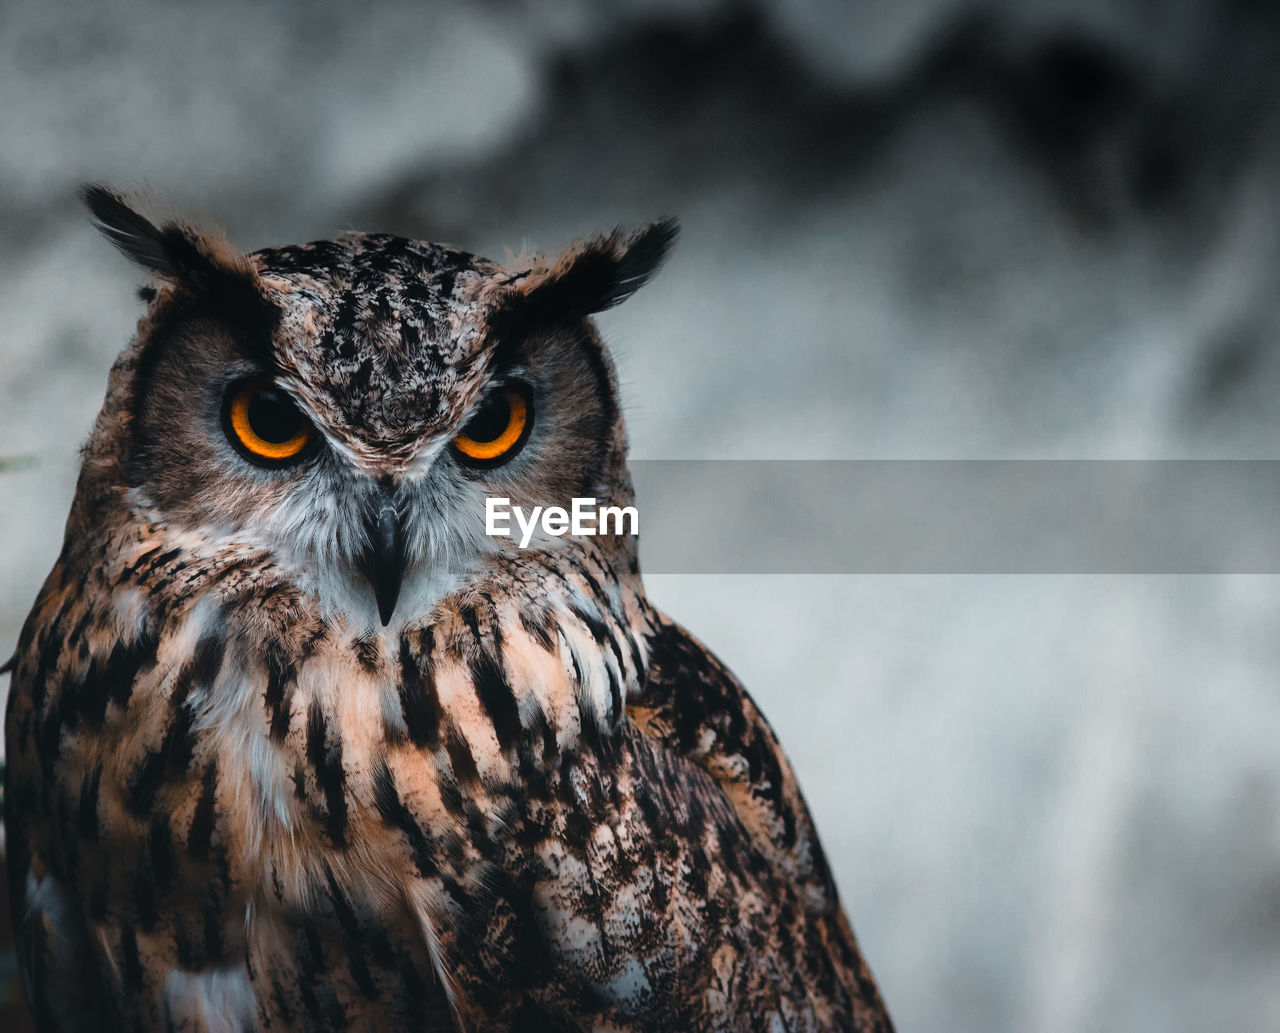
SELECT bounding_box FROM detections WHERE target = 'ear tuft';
[80,184,239,285]
[82,185,279,348]
[495,218,679,340]
[81,184,173,275]
[563,216,680,314]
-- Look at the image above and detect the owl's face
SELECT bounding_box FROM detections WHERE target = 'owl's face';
[79,189,676,630]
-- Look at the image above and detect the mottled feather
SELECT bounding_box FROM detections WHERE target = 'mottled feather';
[4,192,893,1033]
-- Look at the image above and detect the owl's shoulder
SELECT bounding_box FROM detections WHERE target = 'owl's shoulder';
[626,615,893,1029]
[629,613,841,907]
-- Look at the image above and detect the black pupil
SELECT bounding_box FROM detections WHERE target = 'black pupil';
[247,386,303,444]
[464,391,511,443]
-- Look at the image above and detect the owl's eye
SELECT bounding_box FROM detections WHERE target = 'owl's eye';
[222,380,314,466]
[452,383,533,467]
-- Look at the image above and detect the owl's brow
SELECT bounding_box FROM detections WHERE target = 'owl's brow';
[195,270,284,373]
[128,282,284,475]
[486,303,597,377]
[486,331,530,379]
[481,321,616,443]
[484,285,578,370]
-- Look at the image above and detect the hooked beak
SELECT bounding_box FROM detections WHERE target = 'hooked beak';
[359,480,406,627]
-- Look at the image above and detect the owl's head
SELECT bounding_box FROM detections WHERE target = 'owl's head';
[75,188,676,629]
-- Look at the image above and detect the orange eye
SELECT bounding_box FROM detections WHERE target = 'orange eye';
[223,380,313,466]
[452,384,532,466]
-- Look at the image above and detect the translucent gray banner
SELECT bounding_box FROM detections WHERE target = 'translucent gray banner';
[627,460,1280,573]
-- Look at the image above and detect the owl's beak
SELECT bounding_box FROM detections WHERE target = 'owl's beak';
[360,482,406,626]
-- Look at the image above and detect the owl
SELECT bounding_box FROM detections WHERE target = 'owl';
[3,188,894,1033]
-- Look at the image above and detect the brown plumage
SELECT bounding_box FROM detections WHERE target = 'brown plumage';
[3,188,893,1032]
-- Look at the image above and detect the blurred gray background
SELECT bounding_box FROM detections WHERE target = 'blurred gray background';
[3,1,1280,1030]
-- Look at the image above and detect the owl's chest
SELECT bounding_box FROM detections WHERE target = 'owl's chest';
[75,644,393,872]
[13,566,646,1026]
[23,637,452,1019]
